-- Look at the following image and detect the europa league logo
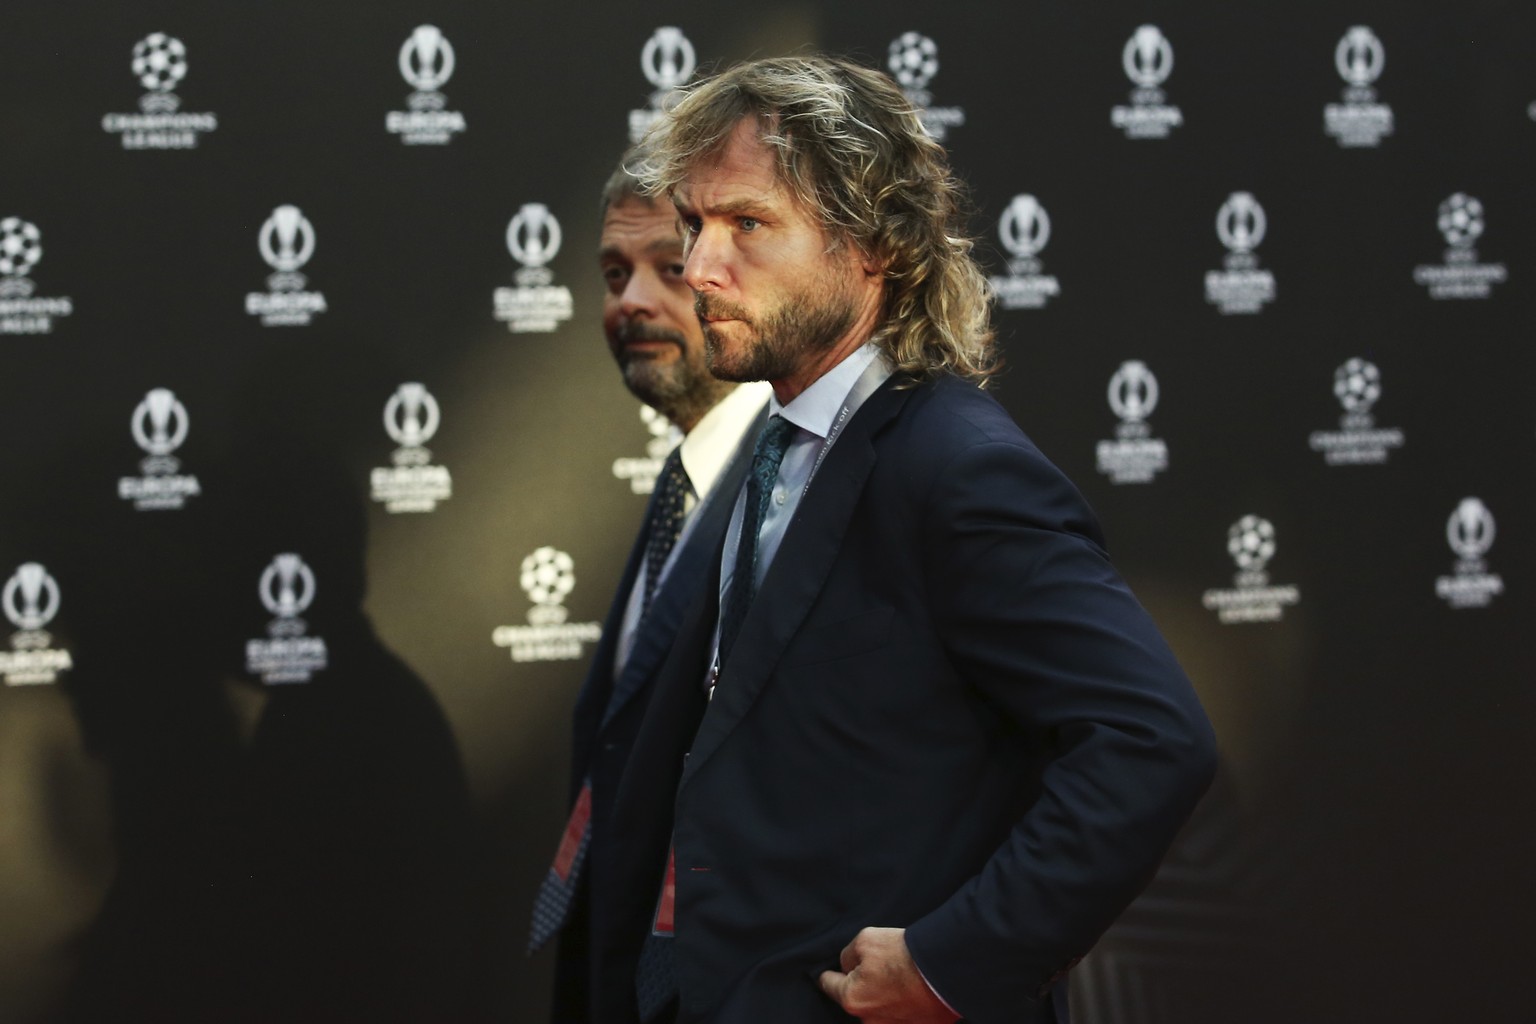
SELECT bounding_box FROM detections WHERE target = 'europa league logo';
[1217,193,1266,255]
[641,27,695,92]
[260,552,316,636]
[1446,498,1494,562]
[1108,361,1159,424]
[3,562,61,633]
[1123,25,1173,89]
[999,194,1051,261]
[400,24,455,93]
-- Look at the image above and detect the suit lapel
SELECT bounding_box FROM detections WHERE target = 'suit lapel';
[600,406,766,731]
[682,379,914,785]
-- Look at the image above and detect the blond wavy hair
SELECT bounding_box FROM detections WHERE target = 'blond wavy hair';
[634,55,998,384]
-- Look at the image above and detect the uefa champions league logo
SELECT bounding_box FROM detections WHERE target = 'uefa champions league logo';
[1446,498,1495,562]
[998,195,1050,262]
[1203,516,1299,623]
[1216,193,1266,255]
[1335,26,1384,89]
[1309,358,1404,466]
[494,548,602,662]
[400,25,455,95]
[1437,193,1484,249]
[885,32,963,140]
[1108,361,1158,423]
[1415,193,1505,299]
[132,33,187,111]
[642,27,695,92]
[103,32,216,149]
[0,217,42,284]
[521,547,576,622]
[1333,359,1380,414]
[1227,516,1276,573]
[3,563,60,633]
[888,32,939,93]
[1123,25,1173,88]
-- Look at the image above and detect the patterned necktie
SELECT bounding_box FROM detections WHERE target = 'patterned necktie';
[526,448,691,956]
[642,446,690,619]
[718,414,795,667]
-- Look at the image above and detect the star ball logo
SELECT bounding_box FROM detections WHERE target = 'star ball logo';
[630,26,698,142]
[0,217,74,335]
[1436,497,1503,609]
[493,547,602,663]
[102,32,218,149]
[1096,360,1167,485]
[1,563,72,686]
[371,382,453,514]
[1201,516,1301,624]
[387,25,466,145]
[1308,358,1404,466]
[246,205,328,327]
[1326,25,1393,148]
[246,553,328,683]
[1112,25,1182,139]
[886,31,965,141]
[1206,192,1275,315]
[119,387,202,510]
[988,194,1059,311]
[613,405,684,494]
[1413,193,1506,300]
[494,203,574,334]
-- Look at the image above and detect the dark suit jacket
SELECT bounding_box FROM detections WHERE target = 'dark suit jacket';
[552,406,766,1024]
[600,374,1217,1024]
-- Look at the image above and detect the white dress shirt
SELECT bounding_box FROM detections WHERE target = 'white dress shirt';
[613,381,771,676]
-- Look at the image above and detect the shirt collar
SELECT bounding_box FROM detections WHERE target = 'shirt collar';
[770,343,884,440]
[678,380,772,498]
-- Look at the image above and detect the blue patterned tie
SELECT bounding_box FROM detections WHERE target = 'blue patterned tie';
[717,415,795,665]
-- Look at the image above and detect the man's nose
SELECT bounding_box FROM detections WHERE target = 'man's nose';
[620,268,660,317]
[683,226,731,293]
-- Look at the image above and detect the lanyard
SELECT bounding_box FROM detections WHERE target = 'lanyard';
[706,356,892,698]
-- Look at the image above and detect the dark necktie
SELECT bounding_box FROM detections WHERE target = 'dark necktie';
[642,447,690,619]
[526,448,690,956]
[716,414,795,666]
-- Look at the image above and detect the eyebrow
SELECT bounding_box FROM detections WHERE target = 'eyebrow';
[672,195,773,219]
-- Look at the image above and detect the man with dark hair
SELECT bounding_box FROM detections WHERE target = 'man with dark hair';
[528,150,769,1022]
[598,56,1217,1024]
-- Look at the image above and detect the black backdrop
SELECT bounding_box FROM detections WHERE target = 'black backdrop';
[1,2,1532,1021]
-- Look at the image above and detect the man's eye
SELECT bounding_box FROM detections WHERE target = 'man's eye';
[664,263,686,279]
[681,216,702,234]
[739,217,760,232]
[602,266,629,289]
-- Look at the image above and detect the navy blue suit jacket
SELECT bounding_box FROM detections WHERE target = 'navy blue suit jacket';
[601,374,1216,1024]
[551,407,765,1024]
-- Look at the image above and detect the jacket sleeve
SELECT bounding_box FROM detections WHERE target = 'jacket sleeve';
[901,436,1217,1024]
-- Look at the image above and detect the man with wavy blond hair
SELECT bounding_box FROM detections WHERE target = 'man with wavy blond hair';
[599,56,1215,1024]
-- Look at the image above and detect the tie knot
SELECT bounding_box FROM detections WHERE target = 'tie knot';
[753,415,795,472]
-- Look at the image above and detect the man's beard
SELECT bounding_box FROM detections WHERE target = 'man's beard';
[697,282,856,384]
[614,321,732,429]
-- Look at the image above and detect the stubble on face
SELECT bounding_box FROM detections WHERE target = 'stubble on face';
[694,264,858,384]
[613,318,733,430]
